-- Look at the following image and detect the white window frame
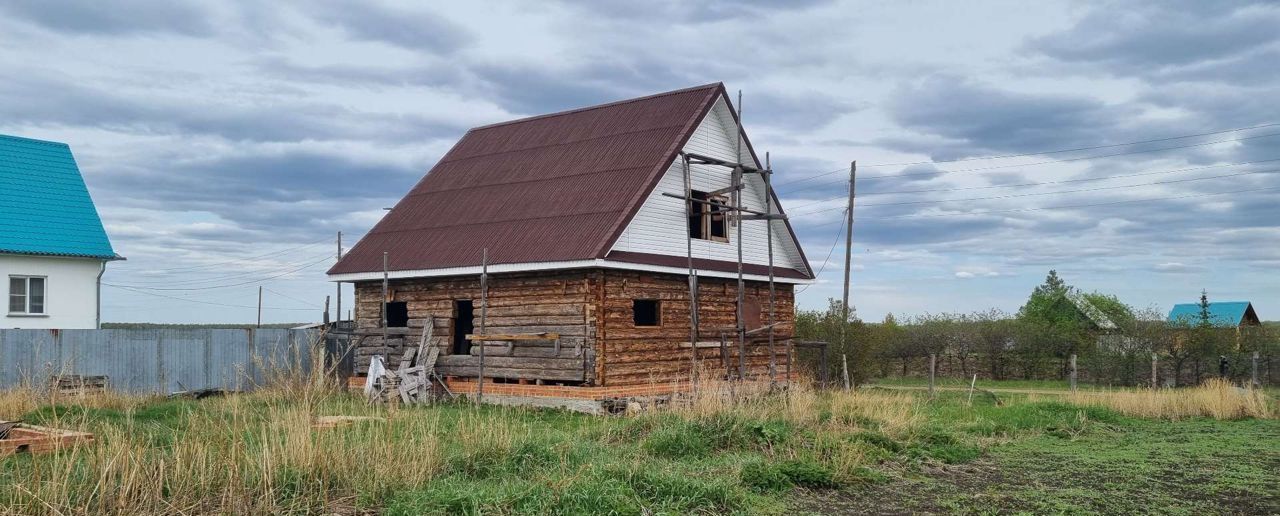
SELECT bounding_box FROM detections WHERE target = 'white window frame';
[8,275,48,316]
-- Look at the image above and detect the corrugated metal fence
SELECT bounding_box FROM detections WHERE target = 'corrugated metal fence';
[0,329,319,394]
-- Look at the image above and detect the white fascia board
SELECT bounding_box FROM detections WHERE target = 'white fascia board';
[327,259,814,284]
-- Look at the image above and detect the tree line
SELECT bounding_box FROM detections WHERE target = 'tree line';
[795,271,1279,387]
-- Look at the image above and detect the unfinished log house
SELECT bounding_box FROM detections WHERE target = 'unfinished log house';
[328,83,814,402]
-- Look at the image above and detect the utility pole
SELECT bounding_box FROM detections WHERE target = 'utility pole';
[840,161,856,356]
[336,231,343,323]
[256,286,263,328]
[734,89,746,382]
[478,248,488,403]
[381,252,389,329]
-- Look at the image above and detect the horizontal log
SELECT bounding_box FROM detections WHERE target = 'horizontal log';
[465,332,560,341]
[437,355,584,370]
[470,346,583,359]
[437,366,585,382]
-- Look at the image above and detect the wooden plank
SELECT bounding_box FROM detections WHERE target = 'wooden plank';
[470,346,582,359]
[465,333,560,341]
[437,366,585,382]
[437,355,584,370]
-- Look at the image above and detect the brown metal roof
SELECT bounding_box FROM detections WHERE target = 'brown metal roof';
[329,83,812,279]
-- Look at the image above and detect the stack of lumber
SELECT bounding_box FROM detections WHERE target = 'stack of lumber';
[48,375,107,396]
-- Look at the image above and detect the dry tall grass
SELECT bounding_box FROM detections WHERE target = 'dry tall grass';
[1065,379,1275,420]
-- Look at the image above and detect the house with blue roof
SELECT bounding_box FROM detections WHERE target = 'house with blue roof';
[1167,301,1261,328]
[1,134,122,329]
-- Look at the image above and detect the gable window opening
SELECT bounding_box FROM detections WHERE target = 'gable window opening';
[688,190,730,242]
[633,299,661,327]
[8,276,46,315]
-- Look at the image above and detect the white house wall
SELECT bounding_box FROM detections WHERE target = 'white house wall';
[610,96,809,273]
[1,254,102,329]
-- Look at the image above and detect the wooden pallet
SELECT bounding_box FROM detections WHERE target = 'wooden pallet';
[0,422,93,457]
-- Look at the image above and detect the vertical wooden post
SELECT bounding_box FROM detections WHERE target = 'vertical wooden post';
[765,152,776,387]
[841,354,850,391]
[256,286,263,328]
[381,252,389,329]
[967,374,977,406]
[323,295,330,325]
[928,353,937,399]
[1151,353,1158,389]
[336,231,343,323]
[840,161,856,347]
[683,154,698,386]
[478,248,488,403]
[1069,353,1078,392]
[734,90,745,382]
[1252,351,1260,388]
[820,344,829,388]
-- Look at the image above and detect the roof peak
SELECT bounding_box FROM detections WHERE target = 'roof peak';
[470,82,724,132]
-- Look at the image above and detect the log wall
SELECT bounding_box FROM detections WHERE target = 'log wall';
[351,268,795,387]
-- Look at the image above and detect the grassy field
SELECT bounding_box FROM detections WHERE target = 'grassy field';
[0,379,1275,515]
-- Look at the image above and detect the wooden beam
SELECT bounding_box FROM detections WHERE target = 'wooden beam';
[465,332,561,341]
[684,152,762,173]
[678,341,724,349]
[660,193,771,216]
[707,184,743,197]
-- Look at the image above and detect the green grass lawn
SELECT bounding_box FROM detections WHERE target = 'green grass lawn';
[0,382,1275,515]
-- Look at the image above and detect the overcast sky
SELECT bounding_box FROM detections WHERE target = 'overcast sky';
[2,0,1278,323]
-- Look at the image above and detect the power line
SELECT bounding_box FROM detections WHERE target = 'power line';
[137,236,332,273]
[855,184,1280,220]
[783,157,1280,213]
[796,212,846,295]
[861,121,1280,168]
[772,121,1280,189]
[262,287,322,308]
[104,284,317,311]
[858,132,1280,181]
[105,255,333,291]
[789,166,1280,215]
[118,251,337,286]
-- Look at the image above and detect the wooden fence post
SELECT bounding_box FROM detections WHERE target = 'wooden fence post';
[1151,353,1158,389]
[1252,351,1260,388]
[841,354,850,391]
[1069,354,1077,393]
[928,353,936,399]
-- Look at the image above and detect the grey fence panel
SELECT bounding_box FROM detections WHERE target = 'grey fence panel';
[210,329,254,392]
[0,330,59,389]
[161,330,209,393]
[0,328,321,394]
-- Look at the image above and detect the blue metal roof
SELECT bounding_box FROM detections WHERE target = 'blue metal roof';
[1167,301,1254,327]
[0,134,118,260]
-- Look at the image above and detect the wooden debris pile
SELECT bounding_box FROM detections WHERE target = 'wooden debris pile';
[365,322,453,404]
[0,421,93,457]
[48,375,107,396]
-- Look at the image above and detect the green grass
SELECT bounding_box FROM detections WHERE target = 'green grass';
[1,381,1276,515]
[870,376,1098,392]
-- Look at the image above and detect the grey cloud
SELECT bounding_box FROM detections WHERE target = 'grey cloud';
[1029,2,1280,74]
[747,90,860,132]
[0,74,466,144]
[559,0,835,22]
[883,76,1131,160]
[306,1,473,53]
[0,0,216,36]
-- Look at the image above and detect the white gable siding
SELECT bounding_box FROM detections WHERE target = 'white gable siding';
[610,96,809,274]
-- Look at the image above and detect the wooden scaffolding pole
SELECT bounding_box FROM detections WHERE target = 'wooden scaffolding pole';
[765,152,776,387]
[683,154,699,386]
[478,248,488,403]
[734,89,746,382]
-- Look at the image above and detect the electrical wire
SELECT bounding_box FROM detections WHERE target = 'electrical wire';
[855,184,1280,220]
[118,251,337,286]
[105,284,318,311]
[138,236,332,273]
[105,255,334,291]
[772,121,1280,188]
[796,212,846,295]
[788,166,1280,216]
[261,287,322,308]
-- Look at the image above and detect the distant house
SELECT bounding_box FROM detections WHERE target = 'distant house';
[1,135,121,329]
[1167,301,1261,328]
